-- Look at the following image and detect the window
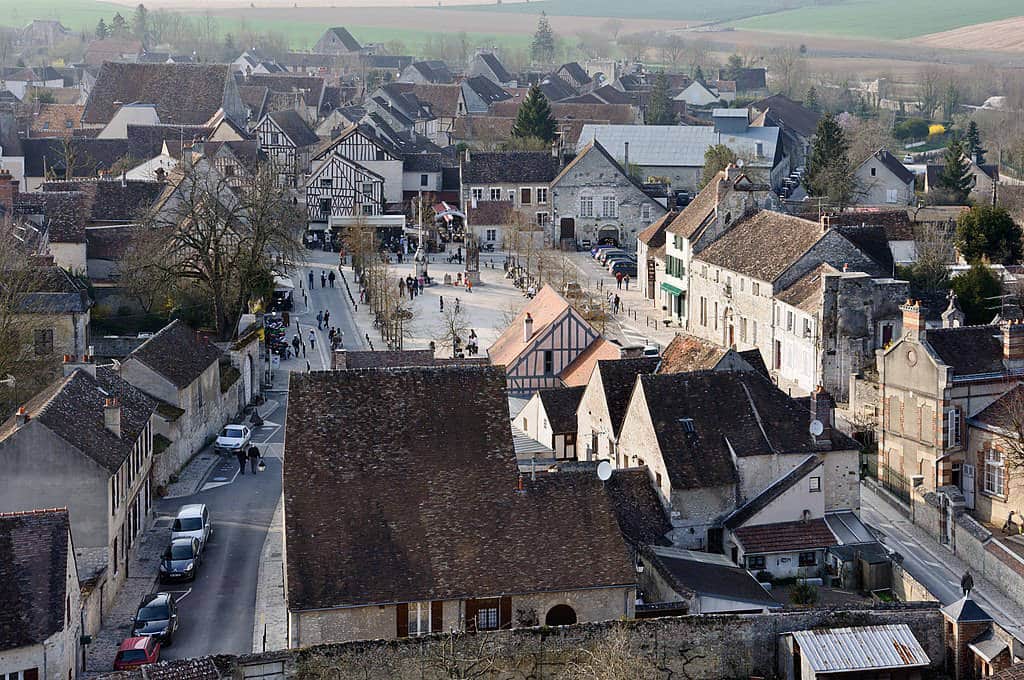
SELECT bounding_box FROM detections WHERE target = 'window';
[713,302,718,330]
[809,476,821,492]
[420,174,429,187]
[752,321,758,344]
[799,551,817,567]
[700,297,707,326]
[948,408,962,447]
[362,182,374,195]
[886,189,899,203]
[6,669,40,680]
[65,120,73,129]
[317,198,331,215]
[985,447,1005,496]
[490,188,502,201]
[641,204,651,220]
[376,148,386,160]
[666,255,685,279]
[740,317,748,343]
[485,229,496,242]
[508,189,516,202]
[602,195,617,218]
[319,177,332,187]
[112,538,118,574]
[714,269,720,283]
[43,122,50,130]
[580,194,594,217]
[407,602,431,636]
[521,187,532,204]
[33,329,53,356]
[224,164,236,178]
[476,605,499,630]
[536,187,548,204]
[536,212,550,226]
[740,278,745,292]
[803,318,811,337]
[746,555,765,570]
[870,167,877,177]
[752,282,759,296]
[270,132,280,145]
[786,311,794,332]
[362,204,374,215]
[471,187,483,201]
[543,350,554,375]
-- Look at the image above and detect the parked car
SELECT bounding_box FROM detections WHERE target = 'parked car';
[159,537,202,582]
[591,244,615,257]
[597,248,625,264]
[214,424,251,455]
[609,261,638,277]
[606,256,637,271]
[113,636,161,670]
[902,154,914,163]
[171,504,212,551]
[131,593,178,645]
[643,345,661,358]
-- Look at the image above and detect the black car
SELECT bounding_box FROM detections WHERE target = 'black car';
[132,593,178,645]
[159,537,202,582]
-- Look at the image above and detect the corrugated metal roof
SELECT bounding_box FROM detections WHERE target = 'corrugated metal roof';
[576,124,780,168]
[791,625,930,673]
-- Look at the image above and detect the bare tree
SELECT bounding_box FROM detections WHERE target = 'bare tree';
[618,33,648,63]
[435,302,470,358]
[602,18,623,42]
[767,45,807,99]
[917,65,943,119]
[561,627,660,680]
[909,222,955,293]
[843,111,898,167]
[658,34,686,70]
[978,386,1024,475]
[421,631,508,680]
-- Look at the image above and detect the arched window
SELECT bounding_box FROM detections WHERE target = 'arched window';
[545,604,577,626]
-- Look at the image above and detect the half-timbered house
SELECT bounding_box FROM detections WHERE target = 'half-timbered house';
[309,124,404,204]
[305,155,385,224]
[254,109,319,188]
[488,285,603,396]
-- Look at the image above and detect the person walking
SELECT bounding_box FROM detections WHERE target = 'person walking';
[455,298,460,313]
[466,278,473,294]
[307,270,314,289]
[308,328,316,351]
[624,274,630,290]
[316,310,323,330]
[324,309,330,327]
[247,444,261,473]
[235,446,247,476]
[961,571,974,596]
[337,329,344,347]
[328,271,336,287]
[439,296,444,313]
[321,271,327,288]
[399,278,406,297]
[614,294,621,313]
[291,334,300,357]
[616,271,623,289]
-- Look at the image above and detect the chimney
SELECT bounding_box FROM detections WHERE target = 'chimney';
[725,163,742,182]
[1002,320,1024,364]
[820,214,835,233]
[103,398,121,438]
[900,298,926,342]
[332,349,348,370]
[755,142,763,158]
[15,406,29,426]
[0,168,18,215]
[62,354,97,378]
[523,312,534,342]
[810,385,834,450]
[623,141,629,168]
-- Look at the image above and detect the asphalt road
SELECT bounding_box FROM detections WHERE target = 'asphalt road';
[155,398,287,660]
[292,249,367,366]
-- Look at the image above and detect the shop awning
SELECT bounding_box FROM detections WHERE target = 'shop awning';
[660,282,683,296]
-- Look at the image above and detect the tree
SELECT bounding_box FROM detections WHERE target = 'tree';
[692,64,705,83]
[645,71,676,126]
[658,33,686,69]
[917,65,942,118]
[966,120,986,164]
[804,85,820,112]
[950,263,1001,325]
[937,138,975,205]
[767,45,807,98]
[701,144,737,188]
[511,85,556,144]
[132,4,148,42]
[956,205,1023,265]
[562,628,661,680]
[901,222,954,294]
[722,53,745,81]
[95,18,109,39]
[110,13,129,38]
[806,112,854,207]
[435,302,470,358]
[530,12,555,64]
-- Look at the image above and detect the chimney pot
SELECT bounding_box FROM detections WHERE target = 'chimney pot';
[15,406,28,425]
[900,299,926,342]
[523,312,534,343]
[1002,320,1024,362]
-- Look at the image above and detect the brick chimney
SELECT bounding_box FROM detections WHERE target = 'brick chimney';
[332,349,348,370]
[523,312,534,342]
[820,214,835,233]
[1002,320,1024,364]
[900,298,926,342]
[62,354,97,378]
[15,406,29,426]
[810,385,834,450]
[103,397,121,438]
[0,168,19,216]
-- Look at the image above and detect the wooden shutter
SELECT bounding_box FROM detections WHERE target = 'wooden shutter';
[431,601,443,633]
[465,599,478,632]
[24,670,39,680]
[395,603,409,638]
[499,596,512,629]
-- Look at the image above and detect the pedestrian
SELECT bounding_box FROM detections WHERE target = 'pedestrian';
[321,271,327,288]
[455,298,460,313]
[614,294,620,313]
[616,271,623,289]
[328,327,335,344]
[961,571,974,596]
[324,309,330,326]
[247,444,261,473]
[466,278,473,293]
[439,295,444,313]
[399,278,406,296]
[308,328,316,350]
[282,310,290,327]
[292,334,300,356]
[235,446,247,475]
[308,270,314,289]
[328,271,336,287]
[624,274,630,290]
[316,310,323,330]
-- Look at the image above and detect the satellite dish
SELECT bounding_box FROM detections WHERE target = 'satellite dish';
[736,158,745,168]
[809,419,824,436]
[597,460,613,481]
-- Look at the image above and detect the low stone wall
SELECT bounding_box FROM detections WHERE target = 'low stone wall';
[89,334,146,359]
[892,562,939,603]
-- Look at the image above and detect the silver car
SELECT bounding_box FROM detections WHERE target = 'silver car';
[170,504,212,552]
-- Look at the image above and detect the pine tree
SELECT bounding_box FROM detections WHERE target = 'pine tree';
[966,120,986,164]
[110,12,129,37]
[530,12,556,65]
[512,85,557,143]
[723,54,744,81]
[646,70,676,126]
[95,19,109,39]
[937,138,974,204]
[804,85,820,112]
[131,4,148,42]
[693,65,705,84]
[806,112,854,205]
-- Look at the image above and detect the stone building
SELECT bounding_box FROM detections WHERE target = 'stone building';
[575,357,659,463]
[852,149,915,206]
[461,149,561,233]
[965,385,1024,531]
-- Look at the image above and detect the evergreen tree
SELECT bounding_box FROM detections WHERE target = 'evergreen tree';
[806,112,854,205]
[95,19,109,39]
[966,120,986,164]
[701,144,737,188]
[110,12,129,37]
[723,53,744,81]
[693,65,705,84]
[131,4,148,42]
[512,85,556,143]
[950,263,1002,325]
[804,85,820,112]
[937,138,974,204]
[646,70,676,126]
[530,12,556,64]
[955,205,1022,265]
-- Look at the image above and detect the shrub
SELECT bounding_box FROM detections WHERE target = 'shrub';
[791,581,819,606]
[894,118,930,140]
[929,123,946,136]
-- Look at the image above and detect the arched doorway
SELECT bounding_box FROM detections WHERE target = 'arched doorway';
[243,354,253,405]
[545,604,577,626]
[596,225,619,246]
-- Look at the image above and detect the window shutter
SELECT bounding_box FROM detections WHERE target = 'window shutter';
[499,596,512,629]
[24,670,39,680]
[431,601,443,633]
[395,603,409,638]
[465,599,479,632]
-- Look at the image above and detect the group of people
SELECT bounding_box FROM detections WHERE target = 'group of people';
[607,291,621,314]
[235,443,262,475]
[453,328,479,358]
[615,271,631,290]
[399,275,426,300]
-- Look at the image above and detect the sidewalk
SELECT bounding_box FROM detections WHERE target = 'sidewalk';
[252,497,286,653]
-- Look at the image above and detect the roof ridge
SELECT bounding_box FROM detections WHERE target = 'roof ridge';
[0,507,68,518]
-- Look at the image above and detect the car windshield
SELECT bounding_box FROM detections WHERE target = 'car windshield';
[118,650,147,662]
[166,543,194,560]
[173,517,203,531]
[222,427,244,438]
[137,604,168,622]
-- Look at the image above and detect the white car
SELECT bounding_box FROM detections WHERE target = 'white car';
[170,504,212,552]
[214,424,251,455]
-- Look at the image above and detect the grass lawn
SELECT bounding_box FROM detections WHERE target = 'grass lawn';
[733,0,1024,39]
[452,0,819,22]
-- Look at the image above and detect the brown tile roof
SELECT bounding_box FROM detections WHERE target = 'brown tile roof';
[85,225,133,261]
[340,349,436,369]
[244,73,325,109]
[667,170,726,238]
[491,101,637,125]
[752,94,821,138]
[127,319,223,389]
[452,115,514,141]
[597,357,660,436]
[267,109,319,148]
[83,38,143,66]
[0,508,71,651]
[406,83,461,118]
[283,366,635,610]
[803,208,911,240]
[776,263,837,312]
[83,62,231,125]
[638,209,677,249]
[462,151,560,184]
[41,179,164,223]
[0,367,156,473]
[924,325,1004,377]
[971,384,1024,428]
[697,211,822,282]
[559,337,620,386]
[23,190,90,243]
[604,469,672,548]
[237,85,269,121]
[466,200,517,226]
[738,349,770,378]
[993,664,1024,680]
[733,518,837,554]
[657,334,728,374]
[488,285,573,368]
[29,104,83,137]
[537,386,585,433]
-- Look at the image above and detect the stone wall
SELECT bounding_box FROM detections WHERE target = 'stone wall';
[892,562,939,603]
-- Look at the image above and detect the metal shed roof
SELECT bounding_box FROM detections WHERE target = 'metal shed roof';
[791,625,930,673]
[576,123,780,168]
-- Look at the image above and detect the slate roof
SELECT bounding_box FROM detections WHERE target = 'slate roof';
[657,334,729,374]
[941,596,993,622]
[16,265,90,313]
[0,366,156,473]
[971,385,1024,428]
[463,76,512,106]
[283,366,636,610]
[21,137,135,178]
[752,94,821,138]
[462,151,560,184]
[724,455,822,529]
[82,62,231,125]
[479,53,513,84]
[597,357,660,436]
[40,179,164,223]
[124,123,214,159]
[637,209,676,250]
[647,548,779,606]
[0,509,71,651]
[559,62,592,86]
[267,109,319,148]
[738,349,769,378]
[733,518,837,554]
[325,27,362,52]
[559,337,621,387]
[539,74,578,102]
[776,263,837,312]
[926,163,1000,189]
[588,85,634,106]
[719,67,766,92]
[924,325,1004,377]
[868,148,915,184]
[237,85,269,121]
[833,224,893,272]
[697,211,822,282]
[126,320,223,389]
[604,469,672,548]
[407,61,453,84]
[537,386,585,434]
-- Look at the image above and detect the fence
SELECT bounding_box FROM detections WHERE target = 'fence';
[878,464,911,505]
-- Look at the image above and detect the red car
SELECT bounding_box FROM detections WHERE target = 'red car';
[113,636,160,670]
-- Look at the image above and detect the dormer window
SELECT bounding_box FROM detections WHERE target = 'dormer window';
[679,418,695,433]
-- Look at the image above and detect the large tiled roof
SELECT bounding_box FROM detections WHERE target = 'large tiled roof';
[40,179,164,223]
[283,366,635,610]
[462,151,561,184]
[126,319,223,389]
[537,386,585,434]
[21,137,135,178]
[833,225,893,273]
[463,76,512,106]
[267,109,319,148]
[637,209,676,249]
[752,94,821,138]
[647,548,778,606]
[466,200,516,226]
[325,27,362,52]
[16,190,90,243]
[924,325,1004,377]
[244,74,325,109]
[29,104,83,137]
[488,285,573,368]
[491,100,637,125]
[776,263,837,313]
[733,518,837,554]
[971,385,1024,428]
[597,357,660,436]
[0,367,156,473]
[697,211,822,282]
[604,469,672,548]
[666,169,731,239]
[559,337,620,387]
[406,83,461,118]
[657,334,728,374]
[83,62,231,125]
[479,53,513,84]
[0,509,71,651]
[452,116,515,142]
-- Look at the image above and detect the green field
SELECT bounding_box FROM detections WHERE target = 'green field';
[733,0,1024,39]
[455,0,819,22]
